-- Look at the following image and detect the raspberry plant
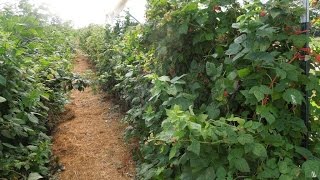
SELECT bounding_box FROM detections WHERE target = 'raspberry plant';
[80,0,320,179]
[0,1,87,178]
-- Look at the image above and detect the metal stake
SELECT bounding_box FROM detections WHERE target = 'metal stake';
[300,0,310,148]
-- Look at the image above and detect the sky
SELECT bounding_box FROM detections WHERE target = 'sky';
[0,0,147,27]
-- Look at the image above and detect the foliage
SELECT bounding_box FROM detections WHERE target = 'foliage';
[80,0,320,179]
[0,1,86,178]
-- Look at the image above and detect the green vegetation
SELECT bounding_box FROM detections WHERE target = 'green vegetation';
[0,1,86,179]
[80,0,320,179]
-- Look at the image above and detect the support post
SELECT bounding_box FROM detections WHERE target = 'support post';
[300,0,310,148]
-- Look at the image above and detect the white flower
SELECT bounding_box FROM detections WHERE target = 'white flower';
[198,3,208,10]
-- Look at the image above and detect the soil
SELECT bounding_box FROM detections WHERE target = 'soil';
[52,55,135,180]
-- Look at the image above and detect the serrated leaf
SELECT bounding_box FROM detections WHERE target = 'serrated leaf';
[169,145,178,160]
[226,43,242,55]
[0,96,6,103]
[227,71,237,80]
[158,76,170,82]
[28,172,43,180]
[234,158,250,173]
[249,85,272,102]
[232,23,240,29]
[227,117,245,126]
[0,75,6,86]
[244,52,274,62]
[179,23,189,35]
[206,62,216,76]
[206,105,220,119]
[278,161,288,174]
[197,166,216,180]
[187,140,200,155]
[234,34,247,44]
[295,146,314,160]
[275,68,287,80]
[252,143,267,157]
[188,122,201,132]
[257,26,277,38]
[289,35,309,48]
[1,130,12,138]
[216,166,226,178]
[27,145,38,151]
[171,74,186,84]
[166,85,178,96]
[302,160,320,178]
[232,48,250,61]
[237,68,251,78]
[253,91,264,101]
[256,105,277,124]
[2,143,17,149]
[270,9,282,18]
[205,33,214,41]
[279,174,292,180]
[27,113,39,124]
[282,89,304,105]
[259,85,272,94]
[237,134,254,145]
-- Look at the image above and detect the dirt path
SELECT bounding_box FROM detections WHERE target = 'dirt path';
[52,55,135,180]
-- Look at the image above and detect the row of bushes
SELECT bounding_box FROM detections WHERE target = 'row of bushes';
[79,0,320,179]
[0,1,84,179]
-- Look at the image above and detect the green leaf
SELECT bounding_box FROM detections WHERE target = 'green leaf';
[26,145,38,151]
[28,172,43,180]
[169,145,178,160]
[227,117,245,126]
[256,106,276,124]
[206,62,216,76]
[244,52,274,62]
[226,43,242,55]
[179,23,189,35]
[279,174,292,180]
[1,130,12,139]
[0,96,6,103]
[159,76,170,82]
[197,166,216,180]
[234,34,247,44]
[289,35,309,48]
[270,8,282,18]
[302,160,320,178]
[278,161,288,174]
[167,85,178,96]
[2,143,17,149]
[237,134,254,145]
[234,158,250,173]
[249,85,272,102]
[171,74,186,84]
[216,166,226,178]
[27,113,39,124]
[188,121,201,132]
[282,89,304,105]
[204,33,214,41]
[252,143,267,157]
[237,68,251,78]
[0,75,6,86]
[206,105,220,119]
[295,146,314,160]
[187,140,200,155]
[275,68,287,80]
[232,23,240,29]
[259,40,271,51]
[256,26,277,38]
[227,71,237,80]
[232,48,250,61]
[253,91,265,101]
